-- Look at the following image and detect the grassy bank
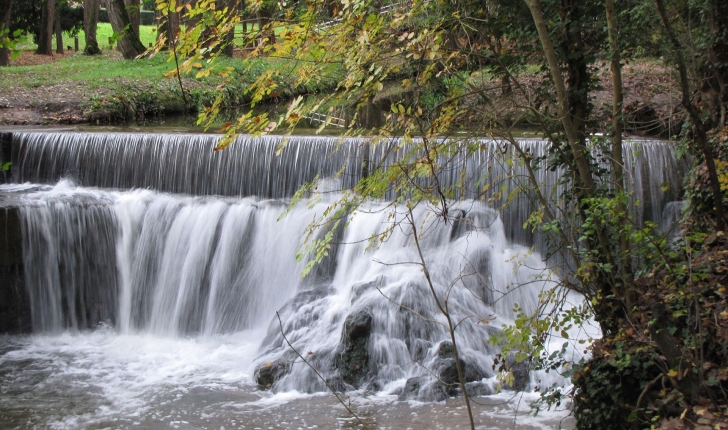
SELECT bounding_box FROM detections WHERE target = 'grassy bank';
[0,41,343,125]
[15,23,158,53]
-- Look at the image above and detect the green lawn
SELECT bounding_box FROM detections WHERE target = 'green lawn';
[16,23,158,53]
[2,53,179,89]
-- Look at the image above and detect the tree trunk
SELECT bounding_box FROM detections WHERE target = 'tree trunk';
[107,0,146,59]
[54,16,63,54]
[37,0,55,56]
[705,0,728,128]
[524,0,624,331]
[605,0,636,313]
[654,0,726,231]
[124,0,140,37]
[156,9,179,50]
[522,0,595,194]
[0,0,12,66]
[84,0,102,55]
[221,0,236,57]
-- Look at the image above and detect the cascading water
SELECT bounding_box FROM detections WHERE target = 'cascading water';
[0,131,683,428]
[12,131,688,247]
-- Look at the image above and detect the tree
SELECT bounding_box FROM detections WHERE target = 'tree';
[107,0,146,59]
[84,0,102,55]
[173,0,728,427]
[0,0,12,66]
[124,0,140,38]
[54,14,63,54]
[652,0,727,231]
[36,0,54,55]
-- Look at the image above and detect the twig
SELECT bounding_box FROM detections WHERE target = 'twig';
[408,207,477,430]
[275,312,371,430]
[636,373,664,420]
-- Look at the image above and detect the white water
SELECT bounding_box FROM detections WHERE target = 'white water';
[0,331,574,429]
[7,131,679,428]
[0,179,581,428]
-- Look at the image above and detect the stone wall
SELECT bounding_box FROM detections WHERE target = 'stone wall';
[0,204,29,333]
[0,132,11,183]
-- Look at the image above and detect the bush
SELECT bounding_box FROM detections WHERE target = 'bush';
[97,8,154,26]
[141,10,156,26]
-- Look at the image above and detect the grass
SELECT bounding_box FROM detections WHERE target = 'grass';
[0,53,177,89]
[16,23,158,53]
[0,29,344,122]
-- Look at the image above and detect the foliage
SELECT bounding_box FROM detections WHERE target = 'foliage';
[164,0,728,427]
[10,0,84,44]
[573,230,728,428]
[683,127,728,232]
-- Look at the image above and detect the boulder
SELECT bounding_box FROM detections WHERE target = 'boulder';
[465,381,495,397]
[435,341,487,384]
[436,358,464,386]
[507,360,531,392]
[335,310,373,386]
[254,360,290,389]
[437,340,455,359]
[418,380,450,402]
[398,376,427,401]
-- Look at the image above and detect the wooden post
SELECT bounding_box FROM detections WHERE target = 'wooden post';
[75,36,79,51]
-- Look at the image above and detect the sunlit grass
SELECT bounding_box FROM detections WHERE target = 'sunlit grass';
[16,23,158,52]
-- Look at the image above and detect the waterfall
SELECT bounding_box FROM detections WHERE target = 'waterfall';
[11,132,688,246]
[0,131,685,402]
[8,179,554,397]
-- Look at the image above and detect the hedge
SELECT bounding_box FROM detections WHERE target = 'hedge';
[98,9,156,26]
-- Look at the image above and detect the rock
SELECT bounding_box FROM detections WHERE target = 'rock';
[324,375,353,393]
[350,279,383,304]
[369,380,385,392]
[398,376,427,400]
[418,380,450,402]
[437,340,455,359]
[508,360,531,392]
[343,310,372,340]
[450,209,472,240]
[436,358,464,386]
[435,342,487,385]
[406,338,431,362]
[335,310,373,387]
[259,287,332,351]
[465,381,494,397]
[254,361,290,389]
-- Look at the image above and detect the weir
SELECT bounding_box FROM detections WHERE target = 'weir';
[9,131,688,245]
[0,130,688,417]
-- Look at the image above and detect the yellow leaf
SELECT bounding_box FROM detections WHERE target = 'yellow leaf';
[668,369,678,378]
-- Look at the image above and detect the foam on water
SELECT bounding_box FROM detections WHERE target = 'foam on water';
[9,130,686,427]
[0,328,264,428]
[1,179,581,428]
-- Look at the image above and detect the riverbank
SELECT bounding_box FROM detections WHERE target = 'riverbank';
[0,49,342,126]
[0,50,682,137]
